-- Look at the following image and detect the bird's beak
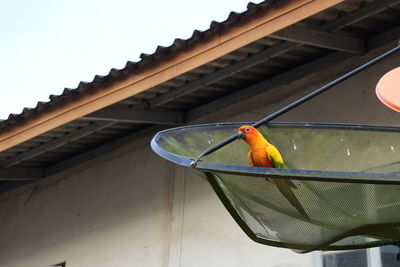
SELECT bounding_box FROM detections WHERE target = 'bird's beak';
[237,130,245,140]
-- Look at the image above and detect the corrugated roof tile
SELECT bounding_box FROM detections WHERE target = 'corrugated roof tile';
[0,0,273,131]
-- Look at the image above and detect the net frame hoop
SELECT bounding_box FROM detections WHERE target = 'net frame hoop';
[151,122,400,185]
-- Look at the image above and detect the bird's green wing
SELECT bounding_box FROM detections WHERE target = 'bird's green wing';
[266,145,285,168]
[266,145,296,188]
[266,146,309,219]
[271,178,309,220]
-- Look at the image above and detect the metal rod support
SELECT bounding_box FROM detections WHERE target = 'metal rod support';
[191,45,400,167]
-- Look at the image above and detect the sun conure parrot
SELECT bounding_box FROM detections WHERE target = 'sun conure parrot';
[238,125,309,220]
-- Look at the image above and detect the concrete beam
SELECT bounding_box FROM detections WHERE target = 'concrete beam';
[45,125,168,177]
[319,0,400,31]
[0,167,44,181]
[270,25,365,54]
[83,107,185,125]
[0,121,116,168]
[368,24,400,50]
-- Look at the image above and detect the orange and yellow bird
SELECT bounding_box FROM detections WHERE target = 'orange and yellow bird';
[238,126,309,220]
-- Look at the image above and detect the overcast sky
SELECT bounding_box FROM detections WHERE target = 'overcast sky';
[0,0,262,119]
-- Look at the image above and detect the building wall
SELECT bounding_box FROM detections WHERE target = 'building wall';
[1,43,399,267]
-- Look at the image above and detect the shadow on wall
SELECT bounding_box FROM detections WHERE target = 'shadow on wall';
[192,43,400,126]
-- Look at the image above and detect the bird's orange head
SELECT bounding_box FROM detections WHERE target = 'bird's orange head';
[238,125,261,143]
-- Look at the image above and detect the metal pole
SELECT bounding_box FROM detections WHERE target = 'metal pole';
[191,45,400,167]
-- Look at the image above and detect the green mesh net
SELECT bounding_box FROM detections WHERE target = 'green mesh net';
[151,122,400,252]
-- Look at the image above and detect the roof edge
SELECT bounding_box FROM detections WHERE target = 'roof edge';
[0,0,345,152]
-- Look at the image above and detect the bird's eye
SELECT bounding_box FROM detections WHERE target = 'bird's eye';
[245,128,250,132]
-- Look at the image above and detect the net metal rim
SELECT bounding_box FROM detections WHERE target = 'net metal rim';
[151,122,400,185]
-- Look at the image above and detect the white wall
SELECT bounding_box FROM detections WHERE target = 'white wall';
[1,43,399,267]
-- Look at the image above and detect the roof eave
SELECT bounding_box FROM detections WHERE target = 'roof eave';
[0,0,345,152]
